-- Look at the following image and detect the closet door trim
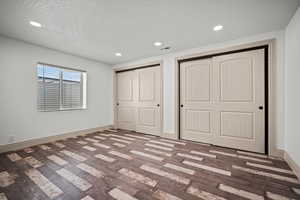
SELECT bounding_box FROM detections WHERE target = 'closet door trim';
[178,45,269,154]
[114,61,164,137]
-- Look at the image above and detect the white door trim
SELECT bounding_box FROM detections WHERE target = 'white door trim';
[113,61,164,137]
[174,39,282,157]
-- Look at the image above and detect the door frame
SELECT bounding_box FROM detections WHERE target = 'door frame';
[174,40,279,156]
[113,61,164,137]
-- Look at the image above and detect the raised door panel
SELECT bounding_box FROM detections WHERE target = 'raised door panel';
[117,107,136,130]
[117,72,134,102]
[185,63,210,102]
[220,111,253,139]
[139,70,155,102]
[137,107,156,127]
[185,109,211,133]
[220,58,253,102]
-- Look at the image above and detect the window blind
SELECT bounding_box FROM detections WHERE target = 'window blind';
[37,63,86,111]
[62,70,82,109]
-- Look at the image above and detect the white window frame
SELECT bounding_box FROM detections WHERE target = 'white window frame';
[37,62,87,112]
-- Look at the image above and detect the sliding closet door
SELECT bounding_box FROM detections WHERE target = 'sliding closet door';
[180,59,215,144]
[116,71,137,130]
[180,49,265,153]
[136,66,162,136]
[213,49,265,153]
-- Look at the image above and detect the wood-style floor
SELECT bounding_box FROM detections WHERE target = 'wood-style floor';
[0,130,299,200]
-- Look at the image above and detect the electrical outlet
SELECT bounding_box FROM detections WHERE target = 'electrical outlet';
[8,135,15,143]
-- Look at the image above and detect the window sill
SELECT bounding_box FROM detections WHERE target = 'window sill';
[38,107,87,112]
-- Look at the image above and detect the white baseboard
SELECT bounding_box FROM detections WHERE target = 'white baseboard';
[0,125,113,153]
[284,150,300,181]
[161,132,178,140]
[272,148,285,158]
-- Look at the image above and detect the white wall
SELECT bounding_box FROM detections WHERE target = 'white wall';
[0,35,113,145]
[285,7,300,165]
[114,30,285,152]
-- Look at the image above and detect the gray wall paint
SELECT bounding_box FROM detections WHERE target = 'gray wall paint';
[285,7,300,165]
[0,35,113,145]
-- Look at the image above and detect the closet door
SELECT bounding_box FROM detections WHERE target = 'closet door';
[136,66,162,136]
[180,59,215,144]
[213,49,265,153]
[116,71,137,130]
[180,49,265,153]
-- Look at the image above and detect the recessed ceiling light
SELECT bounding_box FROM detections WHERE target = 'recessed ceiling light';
[213,25,223,31]
[30,21,42,28]
[115,52,122,57]
[154,41,163,47]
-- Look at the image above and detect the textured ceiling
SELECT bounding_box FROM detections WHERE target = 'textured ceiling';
[0,0,299,64]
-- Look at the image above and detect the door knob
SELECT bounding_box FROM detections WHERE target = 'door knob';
[116,103,119,106]
[157,104,160,107]
[258,106,263,110]
[180,104,184,107]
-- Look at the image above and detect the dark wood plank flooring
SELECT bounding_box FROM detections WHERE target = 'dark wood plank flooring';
[0,129,299,200]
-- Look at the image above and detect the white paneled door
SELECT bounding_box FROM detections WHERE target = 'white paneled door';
[116,66,162,136]
[180,59,215,144]
[116,71,137,130]
[180,49,265,153]
[135,66,162,136]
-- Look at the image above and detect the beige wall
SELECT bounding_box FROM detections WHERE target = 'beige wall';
[0,35,113,145]
[285,7,300,165]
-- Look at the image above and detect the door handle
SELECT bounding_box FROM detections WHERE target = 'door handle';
[157,104,160,107]
[180,104,184,107]
[116,103,119,106]
[258,106,263,110]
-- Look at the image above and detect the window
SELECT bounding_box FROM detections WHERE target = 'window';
[37,63,87,111]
